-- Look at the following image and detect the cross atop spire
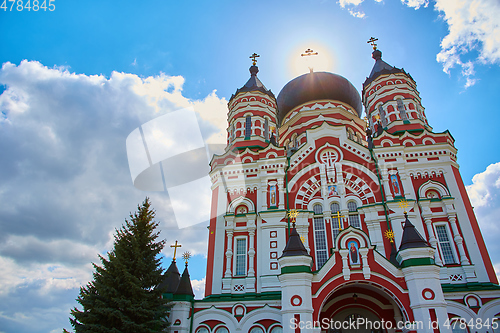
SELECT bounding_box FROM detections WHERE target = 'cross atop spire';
[367,37,379,50]
[170,240,182,261]
[250,53,260,66]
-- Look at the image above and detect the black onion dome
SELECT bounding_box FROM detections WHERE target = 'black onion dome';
[277,72,363,124]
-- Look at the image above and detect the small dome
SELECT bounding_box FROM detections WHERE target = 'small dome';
[277,72,363,124]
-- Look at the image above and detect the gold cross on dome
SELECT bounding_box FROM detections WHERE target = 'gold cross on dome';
[250,53,260,65]
[367,37,379,50]
[398,199,410,214]
[332,211,345,230]
[170,240,182,261]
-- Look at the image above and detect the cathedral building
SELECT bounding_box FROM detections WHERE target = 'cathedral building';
[164,44,500,333]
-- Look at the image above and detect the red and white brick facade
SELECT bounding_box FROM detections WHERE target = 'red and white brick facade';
[168,50,500,333]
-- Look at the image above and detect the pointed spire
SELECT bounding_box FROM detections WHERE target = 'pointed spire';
[174,263,195,298]
[399,213,430,251]
[158,259,181,295]
[281,227,309,257]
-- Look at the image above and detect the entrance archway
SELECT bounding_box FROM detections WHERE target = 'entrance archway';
[319,282,406,333]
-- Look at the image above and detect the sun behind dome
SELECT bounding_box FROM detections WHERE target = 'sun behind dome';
[276,71,363,125]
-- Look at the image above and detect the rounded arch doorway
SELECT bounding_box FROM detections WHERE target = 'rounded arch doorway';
[326,308,385,333]
[319,282,407,333]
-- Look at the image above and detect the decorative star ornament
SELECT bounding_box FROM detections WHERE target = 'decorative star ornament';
[384,230,395,243]
[300,235,307,244]
[398,199,410,214]
[182,251,191,265]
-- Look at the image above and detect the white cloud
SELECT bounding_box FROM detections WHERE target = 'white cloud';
[431,0,500,87]
[0,60,227,333]
[466,162,500,282]
[191,277,206,299]
[401,0,428,9]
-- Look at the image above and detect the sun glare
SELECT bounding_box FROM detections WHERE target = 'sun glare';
[290,43,335,77]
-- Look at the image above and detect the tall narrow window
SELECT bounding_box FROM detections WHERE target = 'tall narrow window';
[347,201,360,228]
[235,238,247,276]
[397,99,408,121]
[330,203,341,243]
[435,225,456,265]
[313,204,328,268]
[264,118,269,140]
[378,105,387,127]
[245,116,252,139]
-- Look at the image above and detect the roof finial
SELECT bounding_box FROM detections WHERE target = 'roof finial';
[301,48,319,73]
[250,53,260,66]
[398,198,410,215]
[182,251,191,267]
[170,240,182,261]
[287,209,299,228]
[367,37,379,50]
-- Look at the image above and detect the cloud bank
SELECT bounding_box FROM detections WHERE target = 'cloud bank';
[466,162,500,281]
[0,60,226,332]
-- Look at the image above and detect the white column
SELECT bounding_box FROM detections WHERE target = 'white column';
[448,214,470,265]
[381,169,394,201]
[340,249,350,280]
[261,180,267,210]
[247,228,256,277]
[360,248,370,279]
[423,216,443,266]
[225,231,233,277]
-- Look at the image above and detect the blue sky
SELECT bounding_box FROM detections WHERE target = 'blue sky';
[1,1,500,332]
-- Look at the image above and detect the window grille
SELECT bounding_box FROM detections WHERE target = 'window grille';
[397,99,408,120]
[235,238,247,275]
[314,217,328,268]
[436,225,456,264]
[245,116,252,139]
[347,201,360,228]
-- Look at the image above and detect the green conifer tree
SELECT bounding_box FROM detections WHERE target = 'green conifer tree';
[69,198,169,333]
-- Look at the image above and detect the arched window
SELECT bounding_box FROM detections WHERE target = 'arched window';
[378,104,387,127]
[245,116,252,139]
[347,201,360,228]
[196,327,209,333]
[330,203,341,242]
[249,327,265,333]
[313,204,328,268]
[313,204,323,215]
[270,327,283,333]
[215,327,229,333]
[397,99,408,121]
